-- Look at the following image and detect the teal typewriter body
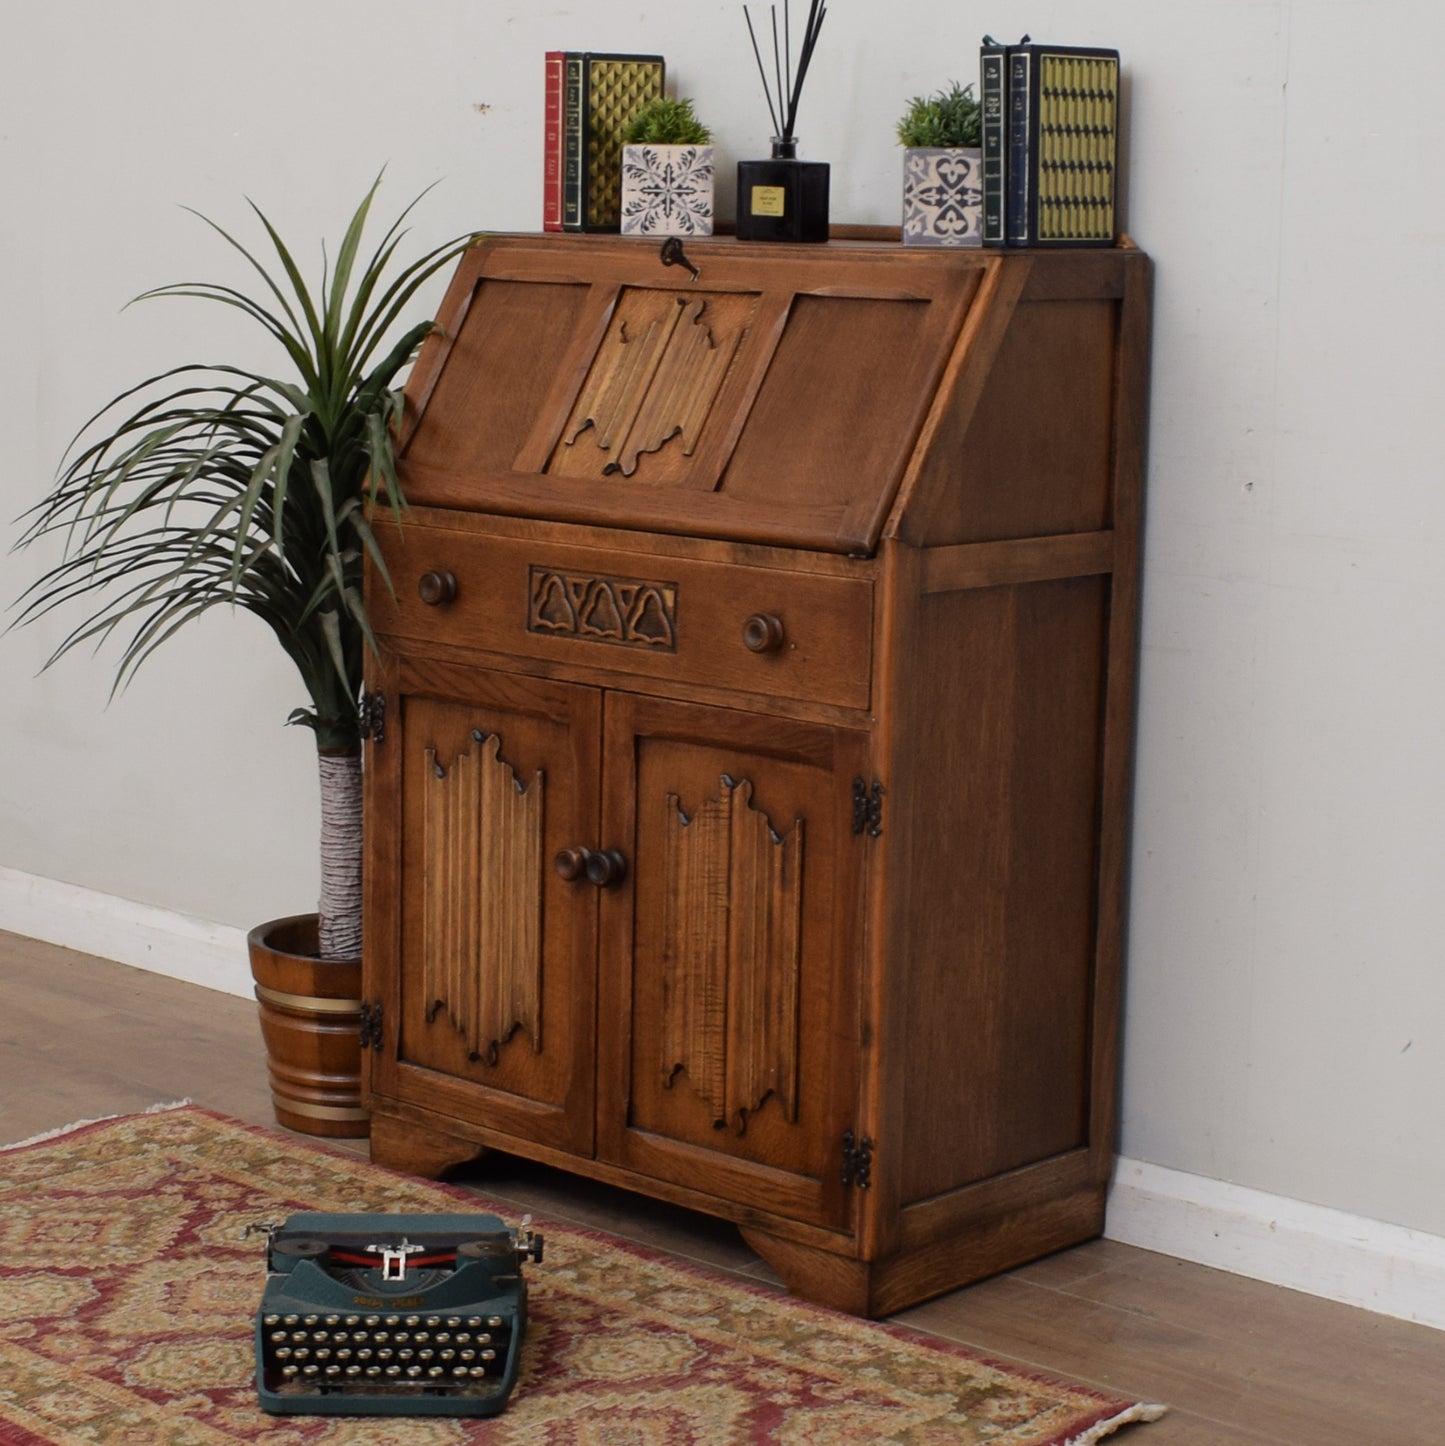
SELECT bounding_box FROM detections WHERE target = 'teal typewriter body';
[253,1211,542,1417]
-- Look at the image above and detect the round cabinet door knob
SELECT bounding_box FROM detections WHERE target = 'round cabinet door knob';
[418,570,458,606]
[553,847,588,882]
[584,849,628,889]
[742,613,785,653]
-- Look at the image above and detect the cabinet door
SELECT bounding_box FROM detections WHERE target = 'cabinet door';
[365,656,601,1154]
[596,694,868,1232]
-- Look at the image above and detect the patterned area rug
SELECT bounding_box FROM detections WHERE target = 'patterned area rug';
[0,1105,1164,1444]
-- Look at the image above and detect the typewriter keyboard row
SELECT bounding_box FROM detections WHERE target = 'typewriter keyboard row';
[261,1311,510,1391]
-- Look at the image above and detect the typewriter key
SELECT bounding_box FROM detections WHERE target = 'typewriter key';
[345,1315,361,1326]
[283,1314,299,1326]
[365,1315,380,1326]
[325,1365,341,1378]
[303,1364,320,1377]
[405,1315,421,1327]
[407,1365,423,1378]
[446,1316,462,1327]
[429,1366,446,1378]
[264,1314,280,1326]
[346,1365,362,1378]
[384,1315,400,1326]
[303,1314,319,1326]
[325,1314,341,1325]
[356,1348,373,1361]
[366,1365,381,1378]
[282,1364,299,1378]
[481,1349,497,1362]
[385,1365,401,1378]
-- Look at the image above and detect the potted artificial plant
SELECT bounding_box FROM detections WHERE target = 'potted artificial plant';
[12,178,471,1137]
[897,80,984,247]
[619,96,716,237]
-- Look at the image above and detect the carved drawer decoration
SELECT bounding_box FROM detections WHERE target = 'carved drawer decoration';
[422,730,544,1065]
[659,774,803,1134]
[528,566,677,651]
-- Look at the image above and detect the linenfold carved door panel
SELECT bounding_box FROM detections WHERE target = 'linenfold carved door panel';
[596,693,867,1231]
[379,661,601,1155]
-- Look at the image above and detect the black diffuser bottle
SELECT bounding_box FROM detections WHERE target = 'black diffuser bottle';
[737,136,831,243]
[735,1,831,243]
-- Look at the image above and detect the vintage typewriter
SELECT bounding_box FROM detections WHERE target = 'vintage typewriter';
[251,1211,543,1417]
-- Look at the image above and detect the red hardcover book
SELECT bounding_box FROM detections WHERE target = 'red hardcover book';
[543,51,565,231]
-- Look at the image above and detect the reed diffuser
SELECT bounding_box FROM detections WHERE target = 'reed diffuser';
[736,0,831,242]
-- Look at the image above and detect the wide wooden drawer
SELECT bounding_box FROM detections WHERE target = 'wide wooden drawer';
[372,524,873,711]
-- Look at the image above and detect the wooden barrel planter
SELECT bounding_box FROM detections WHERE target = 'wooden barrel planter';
[247,913,370,1138]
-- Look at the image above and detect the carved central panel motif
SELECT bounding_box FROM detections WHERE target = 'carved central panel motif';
[528,567,677,650]
[551,289,750,482]
[659,774,804,1134]
[421,730,544,1066]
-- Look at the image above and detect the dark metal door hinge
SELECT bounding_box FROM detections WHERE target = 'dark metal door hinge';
[841,1129,874,1189]
[851,777,884,838]
[360,690,387,744]
[359,1001,384,1051]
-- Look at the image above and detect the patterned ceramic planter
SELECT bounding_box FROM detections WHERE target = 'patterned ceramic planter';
[901,147,984,247]
[621,143,715,237]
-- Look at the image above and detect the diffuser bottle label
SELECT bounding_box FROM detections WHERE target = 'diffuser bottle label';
[750,185,787,217]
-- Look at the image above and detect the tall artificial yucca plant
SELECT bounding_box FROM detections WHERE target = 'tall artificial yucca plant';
[12,178,472,960]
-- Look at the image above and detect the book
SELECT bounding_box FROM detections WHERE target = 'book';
[979,41,1009,246]
[562,54,585,230]
[1003,43,1120,247]
[556,52,665,233]
[543,51,565,231]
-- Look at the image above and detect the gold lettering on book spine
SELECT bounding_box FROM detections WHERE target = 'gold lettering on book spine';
[422,732,543,1065]
[659,775,803,1134]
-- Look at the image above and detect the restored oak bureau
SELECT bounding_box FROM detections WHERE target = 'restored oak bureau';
[359,231,1151,1316]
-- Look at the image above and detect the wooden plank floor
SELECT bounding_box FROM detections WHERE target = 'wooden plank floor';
[2,929,1440,1444]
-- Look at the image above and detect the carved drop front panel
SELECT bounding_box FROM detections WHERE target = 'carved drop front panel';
[548,288,755,486]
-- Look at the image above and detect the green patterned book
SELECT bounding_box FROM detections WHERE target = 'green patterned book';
[996,43,1120,248]
[561,53,665,233]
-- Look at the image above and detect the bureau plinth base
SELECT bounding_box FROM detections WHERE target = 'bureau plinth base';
[368,1109,487,1180]
[742,1183,1106,1318]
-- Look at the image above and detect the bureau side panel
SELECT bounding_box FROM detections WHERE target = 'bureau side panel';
[892,575,1110,1204]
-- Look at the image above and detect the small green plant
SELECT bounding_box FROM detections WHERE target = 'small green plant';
[621,97,713,146]
[895,80,981,148]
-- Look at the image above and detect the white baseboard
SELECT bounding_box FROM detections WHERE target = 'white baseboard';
[1107,1156,1445,1331]
[0,866,252,998]
[4,865,1443,1331]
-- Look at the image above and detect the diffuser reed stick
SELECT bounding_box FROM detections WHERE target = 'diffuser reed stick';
[743,0,828,142]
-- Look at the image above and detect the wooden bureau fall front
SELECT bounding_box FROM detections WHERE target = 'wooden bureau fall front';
[359,232,1151,1317]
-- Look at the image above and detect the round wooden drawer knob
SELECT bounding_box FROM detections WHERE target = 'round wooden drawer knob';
[742,613,785,653]
[418,570,458,606]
